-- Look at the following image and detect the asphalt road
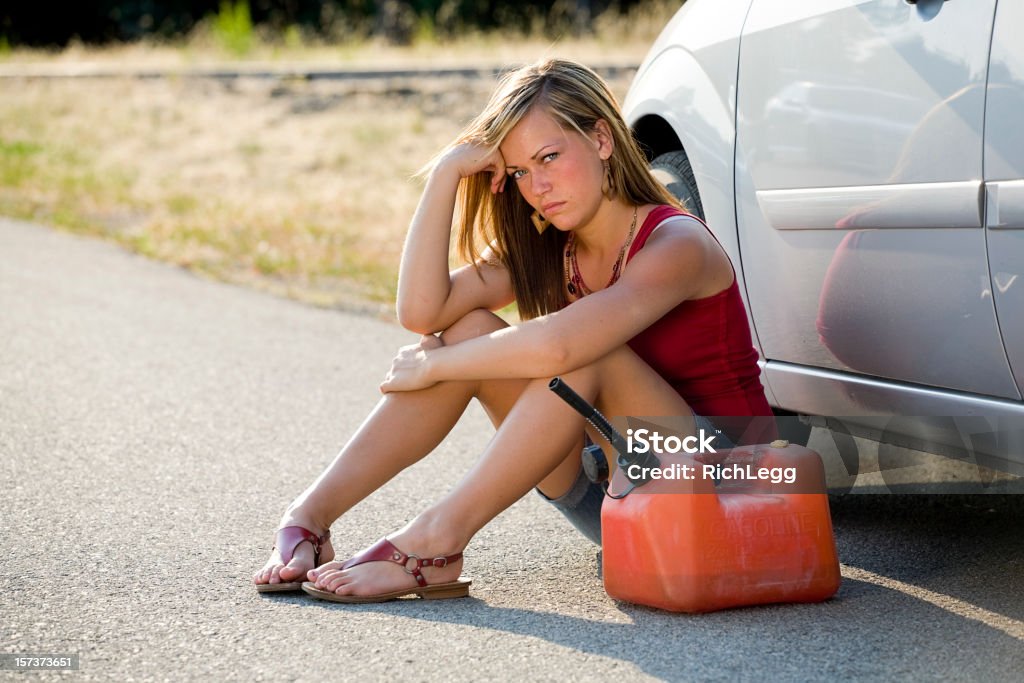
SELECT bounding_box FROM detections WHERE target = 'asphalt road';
[2,217,1023,682]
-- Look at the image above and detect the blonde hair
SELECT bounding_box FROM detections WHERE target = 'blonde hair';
[430,58,679,319]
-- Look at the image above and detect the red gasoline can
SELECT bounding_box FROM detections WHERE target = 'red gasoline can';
[600,440,841,613]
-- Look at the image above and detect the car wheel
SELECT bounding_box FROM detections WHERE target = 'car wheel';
[772,408,813,448]
[650,150,705,220]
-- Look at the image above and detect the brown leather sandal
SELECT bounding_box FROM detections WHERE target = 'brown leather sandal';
[301,537,471,603]
[255,525,331,593]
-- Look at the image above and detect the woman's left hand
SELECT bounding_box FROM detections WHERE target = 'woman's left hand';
[380,334,445,393]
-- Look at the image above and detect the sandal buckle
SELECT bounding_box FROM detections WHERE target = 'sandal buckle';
[402,554,422,574]
[433,557,448,568]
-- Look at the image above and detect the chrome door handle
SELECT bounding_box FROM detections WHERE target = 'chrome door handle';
[905,0,951,17]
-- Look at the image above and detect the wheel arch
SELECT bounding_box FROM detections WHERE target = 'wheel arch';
[624,43,774,402]
[624,47,741,282]
[632,114,683,163]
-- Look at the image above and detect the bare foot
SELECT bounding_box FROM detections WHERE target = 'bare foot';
[253,513,335,587]
[306,527,463,597]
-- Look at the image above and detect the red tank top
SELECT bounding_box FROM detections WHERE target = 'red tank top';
[624,206,775,441]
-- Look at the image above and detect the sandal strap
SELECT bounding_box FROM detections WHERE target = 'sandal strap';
[273,525,331,565]
[340,537,462,588]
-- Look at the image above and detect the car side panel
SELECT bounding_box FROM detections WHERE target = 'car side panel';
[625,51,741,285]
[735,0,1018,400]
[623,0,773,398]
[765,361,1024,472]
[984,0,1024,397]
[624,0,754,282]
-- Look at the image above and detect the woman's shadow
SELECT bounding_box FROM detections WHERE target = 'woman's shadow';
[293,495,1024,679]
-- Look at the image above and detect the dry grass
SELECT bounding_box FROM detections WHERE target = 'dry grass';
[0,8,671,315]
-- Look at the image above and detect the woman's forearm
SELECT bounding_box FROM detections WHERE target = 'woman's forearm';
[395,164,462,331]
[426,321,569,383]
[418,265,680,387]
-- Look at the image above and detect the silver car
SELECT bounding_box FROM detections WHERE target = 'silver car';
[624,0,1024,478]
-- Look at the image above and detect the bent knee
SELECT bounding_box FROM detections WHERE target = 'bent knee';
[563,344,639,379]
[557,344,657,400]
[439,309,508,346]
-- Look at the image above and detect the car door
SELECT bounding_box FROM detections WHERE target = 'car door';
[984,0,1024,398]
[734,0,1018,401]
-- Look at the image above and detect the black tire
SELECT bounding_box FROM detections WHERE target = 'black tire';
[771,408,814,447]
[650,150,705,220]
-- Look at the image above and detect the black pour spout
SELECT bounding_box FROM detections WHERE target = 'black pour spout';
[548,377,661,485]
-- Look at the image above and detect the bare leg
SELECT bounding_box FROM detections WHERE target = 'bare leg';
[254,309,529,586]
[309,343,696,597]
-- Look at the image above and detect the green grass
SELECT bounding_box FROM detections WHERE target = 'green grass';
[212,0,255,56]
[0,139,43,157]
[0,134,136,236]
[0,139,43,186]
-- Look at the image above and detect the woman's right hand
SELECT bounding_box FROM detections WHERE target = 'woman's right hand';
[379,334,445,394]
[441,142,507,195]
[396,141,512,334]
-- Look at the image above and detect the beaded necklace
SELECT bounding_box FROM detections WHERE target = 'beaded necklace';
[564,206,638,299]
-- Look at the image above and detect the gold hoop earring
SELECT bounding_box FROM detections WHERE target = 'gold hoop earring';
[601,159,614,200]
[531,210,551,235]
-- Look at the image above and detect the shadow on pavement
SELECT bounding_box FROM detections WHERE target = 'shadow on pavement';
[291,495,1024,680]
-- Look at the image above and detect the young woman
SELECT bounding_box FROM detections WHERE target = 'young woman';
[253,58,774,602]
